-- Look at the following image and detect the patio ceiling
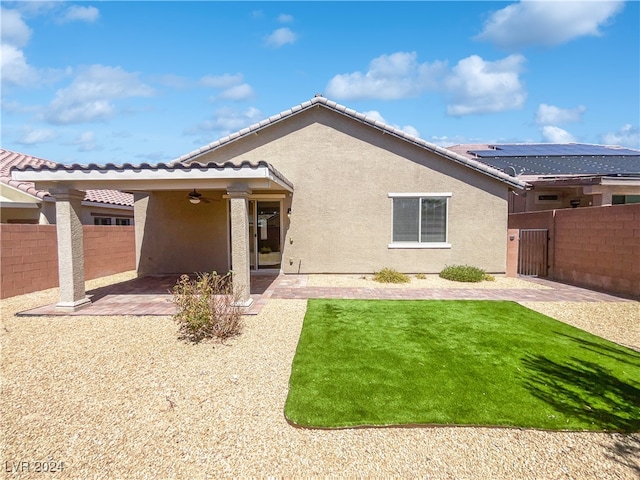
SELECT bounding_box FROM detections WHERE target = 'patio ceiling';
[11,160,294,193]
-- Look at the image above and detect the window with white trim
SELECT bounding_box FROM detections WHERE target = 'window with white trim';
[389,193,451,248]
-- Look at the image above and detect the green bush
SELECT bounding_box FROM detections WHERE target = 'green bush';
[373,268,410,284]
[415,273,427,280]
[171,272,244,343]
[439,265,491,283]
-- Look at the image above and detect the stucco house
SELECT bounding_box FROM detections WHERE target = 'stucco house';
[12,95,526,311]
[1,149,134,224]
[446,143,640,213]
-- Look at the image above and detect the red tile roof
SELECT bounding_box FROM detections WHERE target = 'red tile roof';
[1,149,133,206]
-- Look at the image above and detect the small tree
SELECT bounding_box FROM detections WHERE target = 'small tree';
[171,272,244,343]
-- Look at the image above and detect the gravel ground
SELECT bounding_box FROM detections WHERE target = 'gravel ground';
[520,301,640,352]
[307,274,551,289]
[1,273,639,479]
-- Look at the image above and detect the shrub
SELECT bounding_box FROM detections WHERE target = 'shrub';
[439,265,490,283]
[373,268,410,284]
[259,246,272,254]
[171,272,244,343]
[415,273,427,280]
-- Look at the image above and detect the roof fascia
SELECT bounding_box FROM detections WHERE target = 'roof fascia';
[12,163,294,193]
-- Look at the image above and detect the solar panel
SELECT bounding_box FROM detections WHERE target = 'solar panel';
[471,155,640,176]
[469,143,640,158]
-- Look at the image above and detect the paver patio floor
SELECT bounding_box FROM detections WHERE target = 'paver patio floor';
[17,274,633,317]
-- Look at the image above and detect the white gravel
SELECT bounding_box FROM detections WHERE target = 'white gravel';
[1,272,638,479]
[306,274,551,289]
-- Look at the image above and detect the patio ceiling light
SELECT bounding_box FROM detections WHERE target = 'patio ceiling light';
[188,189,202,204]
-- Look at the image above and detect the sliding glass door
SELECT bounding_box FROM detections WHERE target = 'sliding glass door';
[246,200,282,270]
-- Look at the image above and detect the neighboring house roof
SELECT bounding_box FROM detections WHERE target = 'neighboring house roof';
[1,149,134,206]
[171,95,527,190]
[446,143,640,177]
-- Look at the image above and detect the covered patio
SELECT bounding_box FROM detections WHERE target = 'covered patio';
[12,160,294,312]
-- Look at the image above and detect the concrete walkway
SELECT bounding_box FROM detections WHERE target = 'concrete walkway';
[17,274,633,317]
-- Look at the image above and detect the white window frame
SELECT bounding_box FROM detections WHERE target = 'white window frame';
[388,193,451,249]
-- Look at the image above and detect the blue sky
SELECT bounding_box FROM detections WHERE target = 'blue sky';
[1,1,639,165]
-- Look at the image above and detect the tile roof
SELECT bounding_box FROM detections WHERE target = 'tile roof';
[171,95,527,190]
[447,143,640,176]
[13,160,294,191]
[1,149,134,206]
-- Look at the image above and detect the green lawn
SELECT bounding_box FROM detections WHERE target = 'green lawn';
[284,300,640,431]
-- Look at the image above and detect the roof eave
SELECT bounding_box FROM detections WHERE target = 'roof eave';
[11,161,294,193]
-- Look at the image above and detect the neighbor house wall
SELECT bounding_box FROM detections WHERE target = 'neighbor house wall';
[0,224,135,299]
[81,204,135,225]
[182,108,511,274]
[508,204,640,298]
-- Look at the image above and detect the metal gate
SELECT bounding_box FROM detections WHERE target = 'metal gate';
[518,229,549,277]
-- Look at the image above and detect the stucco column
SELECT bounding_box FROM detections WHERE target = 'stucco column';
[52,188,91,311]
[227,184,253,307]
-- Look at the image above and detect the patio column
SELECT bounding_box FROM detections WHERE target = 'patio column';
[52,187,91,311]
[227,184,253,307]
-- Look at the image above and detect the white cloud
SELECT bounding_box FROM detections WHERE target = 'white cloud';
[444,54,527,116]
[326,51,446,100]
[45,65,154,124]
[362,110,420,138]
[16,127,58,145]
[0,43,39,87]
[475,0,625,49]
[535,104,586,125]
[217,84,254,101]
[72,131,100,151]
[199,73,253,101]
[265,27,297,47]
[541,125,576,143]
[1,8,32,47]
[59,5,100,23]
[601,124,640,148]
[199,73,244,89]
[0,8,69,89]
[185,107,263,139]
[1,8,37,87]
[277,14,294,23]
[13,1,60,17]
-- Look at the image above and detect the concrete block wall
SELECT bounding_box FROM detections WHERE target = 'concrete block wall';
[1,225,59,299]
[553,204,639,298]
[1,225,135,299]
[83,226,136,280]
[508,204,640,298]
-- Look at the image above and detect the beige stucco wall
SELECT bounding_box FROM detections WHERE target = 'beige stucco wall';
[0,193,131,225]
[135,190,229,275]
[1,205,39,223]
[168,107,511,274]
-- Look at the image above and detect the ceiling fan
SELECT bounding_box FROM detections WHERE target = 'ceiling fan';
[187,189,211,204]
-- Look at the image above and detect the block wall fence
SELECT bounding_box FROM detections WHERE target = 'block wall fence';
[508,203,640,298]
[1,225,135,299]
